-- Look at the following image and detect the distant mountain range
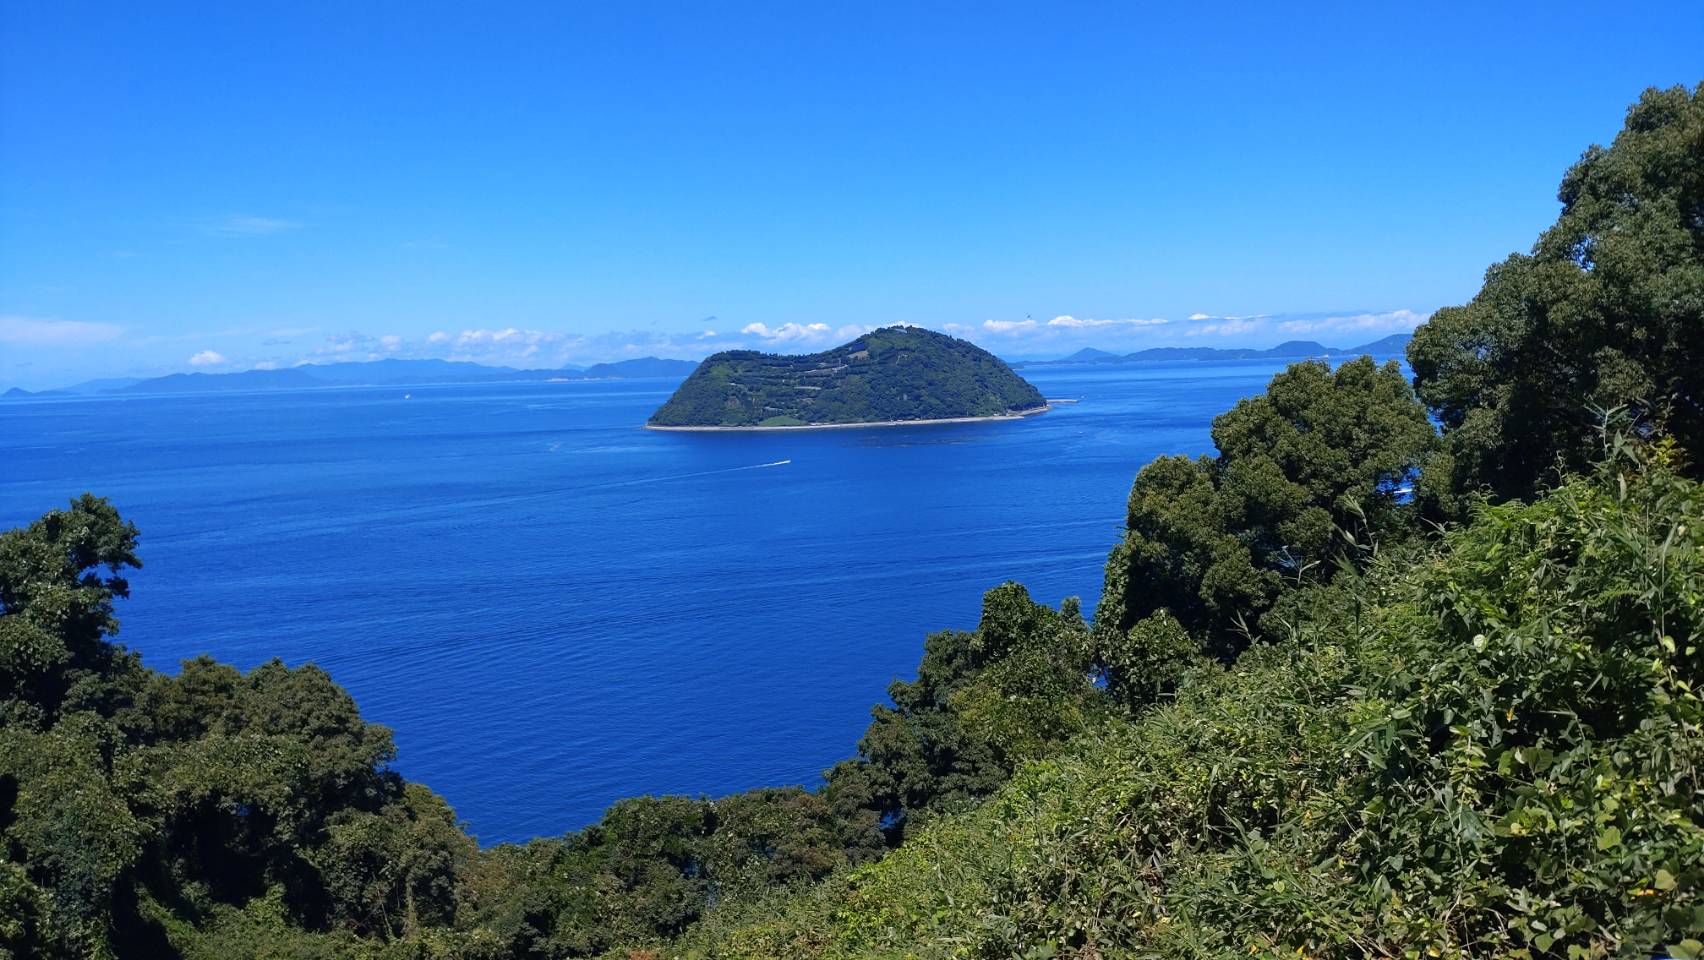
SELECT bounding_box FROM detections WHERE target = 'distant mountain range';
[1,357,702,399]
[1015,333,1413,367]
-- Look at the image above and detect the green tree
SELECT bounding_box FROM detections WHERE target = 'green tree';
[313,782,473,938]
[1409,82,1704,502]
[702,788,843,901]
[0,858,47,958]
[1095,356,1437,660]
[0,494,142,718]
[0,713,144,956]
[0,496,460,957]
[824,583,1096,844]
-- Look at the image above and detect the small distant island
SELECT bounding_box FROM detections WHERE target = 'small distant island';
[647,326,1048,429]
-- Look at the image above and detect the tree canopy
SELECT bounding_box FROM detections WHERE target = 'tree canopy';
[823,583,1098,846]
[1094,356,1438,661]
[1409,82,1704,501]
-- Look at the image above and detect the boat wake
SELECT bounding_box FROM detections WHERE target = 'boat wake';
[601,459,792,488]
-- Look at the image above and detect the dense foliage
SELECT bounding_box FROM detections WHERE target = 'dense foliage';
[1094,356,1438,659]
[1408,83,1704,502]
[4,85,1702,959]
[822,584,1100,847]
[647,327,1046,427]
[672,441,1704,959]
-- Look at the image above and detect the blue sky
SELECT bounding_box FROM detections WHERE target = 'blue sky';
[1,2,1699,388]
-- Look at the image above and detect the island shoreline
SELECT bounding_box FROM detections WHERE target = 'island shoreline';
[645,404,1051,432]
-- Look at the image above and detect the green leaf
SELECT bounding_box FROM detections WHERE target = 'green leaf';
[1595,826,1620,851]
[1657,869,1678,891]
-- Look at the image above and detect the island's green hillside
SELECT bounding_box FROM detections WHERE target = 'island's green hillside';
[1,85,1700,960]
[648,326,1046,427]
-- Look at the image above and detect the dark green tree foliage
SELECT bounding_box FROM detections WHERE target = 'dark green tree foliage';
[1095,356,1437,661]
[824,583,1097,845]
[0,493,142,718]
[310,782,471,938]
[0,496,467,957]
[648,326,1046,427]
[459,789,850,957]
[1093,609,1202,711]
[559,795,711,950]
[701,787,845,899]
[1,713,144,953]
[1409,83,1704,501]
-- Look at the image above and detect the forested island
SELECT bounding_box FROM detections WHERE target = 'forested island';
[2,85,1702,959]
[646,326,1047,428]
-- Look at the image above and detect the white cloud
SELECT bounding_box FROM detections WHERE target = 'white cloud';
[293,327,581,368]
[252,360,279,370]
[188,350,227,367]
[1046,315,1168,329]
[1189,318,1261,338]
[1165,309,1425,341]
[462,328,517,344]
[1276,309,1428,336]
[318,333,363,355]
[740,321,833,343]
[977,316,1167,339]
[450,327,563,349]
[0,315,124,345]
[440,327,576,365]
[200,215,302,237]
[1045,315,1106,328]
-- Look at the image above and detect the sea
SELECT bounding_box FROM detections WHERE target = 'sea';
[0,358,1358,844]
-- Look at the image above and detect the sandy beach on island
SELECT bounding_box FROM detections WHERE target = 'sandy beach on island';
[645,404,1051,432]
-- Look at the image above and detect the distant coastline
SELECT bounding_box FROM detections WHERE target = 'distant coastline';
[645,404,1051,431]
[1008,332,1414,369]
[1,356,701,399]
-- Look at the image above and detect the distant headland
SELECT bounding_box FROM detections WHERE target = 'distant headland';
[647,326,1047,429]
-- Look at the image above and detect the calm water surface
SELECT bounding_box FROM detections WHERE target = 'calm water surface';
[0,359,1330,842]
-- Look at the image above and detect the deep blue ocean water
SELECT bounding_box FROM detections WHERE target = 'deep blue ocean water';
[1,359,1326,843]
